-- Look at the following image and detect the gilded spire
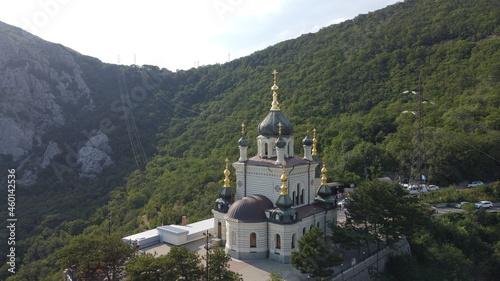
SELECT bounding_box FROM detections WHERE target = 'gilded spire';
[241,123,245,135]
[280,163,288,195]
[278,122,282,135]
[223,158,230,187]
[321,158,328,185]
[270,69,280,111]
[312,128,318,155]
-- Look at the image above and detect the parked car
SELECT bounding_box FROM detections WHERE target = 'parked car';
[475,201,493,209]
[467,181,484,188]
[337,198,349,209]
[455,202,471,209]
[406,184,428,195]
[428,185,440,191]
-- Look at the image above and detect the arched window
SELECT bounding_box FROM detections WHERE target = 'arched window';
[217,222,222,239]
[317,222,320,228]
[302,227,306,235]
[264,143,268,157]
[275,234,281,249]
[292,233,296,249]
[231,231,236,246]
[250,233,257,248]
[292,191,296,206]
[300,188,304,204]
[296,183,300,205]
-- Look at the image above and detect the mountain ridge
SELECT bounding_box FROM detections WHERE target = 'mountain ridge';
[0,0,499,279]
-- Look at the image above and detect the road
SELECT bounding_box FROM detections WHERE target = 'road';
[436,205,498,214]
[337,205,498,222]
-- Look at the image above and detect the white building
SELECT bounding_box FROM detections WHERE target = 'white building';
[212,70,338,263]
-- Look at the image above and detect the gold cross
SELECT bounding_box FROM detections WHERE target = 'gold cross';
[272,69,278,84]
[241,122,245,135]
[278,122,282,135]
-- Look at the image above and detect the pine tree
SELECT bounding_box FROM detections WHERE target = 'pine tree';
[291,227,343,279]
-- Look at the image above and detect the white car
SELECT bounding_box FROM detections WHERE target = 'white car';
[475,201,493,209]
[455,202,471,209]
[428,185,440,191]
[467,181,484,188]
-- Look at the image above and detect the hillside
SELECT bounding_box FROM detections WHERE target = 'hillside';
[0,0,499,279]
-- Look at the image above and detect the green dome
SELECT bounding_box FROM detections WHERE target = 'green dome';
[258,111,293,136]
[276,136,286,148]
[238,135,249,147]
[302,133,313,146]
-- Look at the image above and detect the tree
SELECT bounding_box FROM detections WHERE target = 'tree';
[167,246,204,281]
[126,253,178,281]
[291,227,343,279]
[57,233,135,281]
[344,181,428,247]
[267,271,285,281]
[205,247,242,281]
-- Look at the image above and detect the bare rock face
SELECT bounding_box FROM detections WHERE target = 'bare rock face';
[0,117,34,160]
[77,132,113,178]
[0,21,100,181]
[40,141,63,168]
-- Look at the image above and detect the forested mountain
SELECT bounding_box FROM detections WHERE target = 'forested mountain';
[0,0,499,279]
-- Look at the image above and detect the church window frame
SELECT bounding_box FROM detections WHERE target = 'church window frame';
[295,184,299,205]
[275,233,281,249]
[250,232,257,248]
[291,233,296,249]
[231,231,236,246]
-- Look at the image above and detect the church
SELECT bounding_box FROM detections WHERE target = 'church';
[212,70,338,263]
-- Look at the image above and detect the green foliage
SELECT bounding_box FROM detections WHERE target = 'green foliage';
[291,227,343,278]
[126,253,176,281]
[267,271,285,281]
[4,0,500,279]
[126,246,241,281]
[345,181,428,244]
[205,247,243,281]
[57,233,136,281]
[419,182,500,204]
[395,211,500,281]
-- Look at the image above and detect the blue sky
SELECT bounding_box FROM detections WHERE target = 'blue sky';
[0,0,401,71]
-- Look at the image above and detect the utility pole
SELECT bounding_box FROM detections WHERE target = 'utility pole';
[412,82,424,187]
[403,79,435,188]
[204,230,212,281]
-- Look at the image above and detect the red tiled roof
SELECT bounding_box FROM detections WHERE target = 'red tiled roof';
[294,204,327,221]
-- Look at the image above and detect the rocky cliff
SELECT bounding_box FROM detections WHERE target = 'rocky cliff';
[0,21,114,184]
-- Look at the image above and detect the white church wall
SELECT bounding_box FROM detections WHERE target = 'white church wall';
[225,221,268,260]
[233,163,317,204]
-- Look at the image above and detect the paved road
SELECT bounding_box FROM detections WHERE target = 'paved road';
[436,205,498,214]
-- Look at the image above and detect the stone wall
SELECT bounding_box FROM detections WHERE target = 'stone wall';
[332,239,411,281]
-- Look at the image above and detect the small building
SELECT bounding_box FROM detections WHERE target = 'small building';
[122,218,214,248]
